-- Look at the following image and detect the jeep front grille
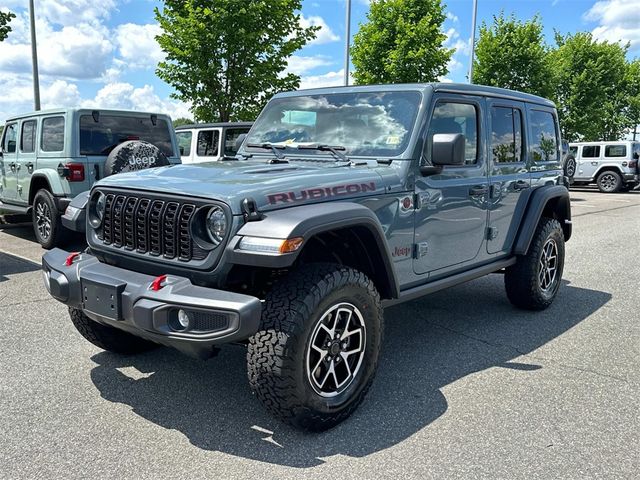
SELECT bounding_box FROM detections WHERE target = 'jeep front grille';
[98,193,204,262]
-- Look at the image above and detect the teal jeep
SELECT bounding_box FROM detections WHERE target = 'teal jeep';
[0,108,180,248]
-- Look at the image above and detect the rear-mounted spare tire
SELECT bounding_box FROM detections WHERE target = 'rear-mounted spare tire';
[104,140,170,176]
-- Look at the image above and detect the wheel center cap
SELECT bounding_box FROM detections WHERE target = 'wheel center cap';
[330,342,341,356]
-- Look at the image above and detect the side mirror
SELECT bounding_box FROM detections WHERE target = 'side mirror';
[235,133,247,152]
[432,133,465,166]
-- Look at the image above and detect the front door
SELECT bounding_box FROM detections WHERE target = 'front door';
[0,122,19,202]
[16,119,38,204]
[486,99,530,254]
[413,95,489,276]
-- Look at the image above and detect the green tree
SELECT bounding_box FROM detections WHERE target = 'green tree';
[351,0,453,85]
[624,59,640,140]
[472,13,552,98]
[172,117,194,128]
[549,32,630,141]
[0,10,15,42]
[155,0,318,122]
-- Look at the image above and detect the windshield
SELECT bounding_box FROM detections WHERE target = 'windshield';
[245,91,421,157]
[79,115,174,156]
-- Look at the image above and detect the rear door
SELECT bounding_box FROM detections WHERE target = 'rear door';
[194,128,221,162]
[577,144,601,180]
[0,122,19,202]
[486,99,530,254]
[16,119,38,204]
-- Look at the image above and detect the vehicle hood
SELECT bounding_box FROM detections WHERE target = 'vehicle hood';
[93,160,394,215]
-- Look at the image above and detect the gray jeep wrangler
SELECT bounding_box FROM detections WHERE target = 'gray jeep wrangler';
[42,84,571,431]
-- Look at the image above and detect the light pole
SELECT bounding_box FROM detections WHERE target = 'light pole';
[468,0,478,84]
[344,0,351,86]
[29,0,41,110]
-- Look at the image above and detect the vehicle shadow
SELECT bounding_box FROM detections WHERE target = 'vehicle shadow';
[0,251,41,282]
[0,222,86,251]
[89,277,610,468]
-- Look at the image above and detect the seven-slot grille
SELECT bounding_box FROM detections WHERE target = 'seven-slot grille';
[97,192,204,261]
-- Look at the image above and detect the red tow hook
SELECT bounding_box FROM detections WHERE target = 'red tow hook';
[150,274,168,291]
[64,252,81,266]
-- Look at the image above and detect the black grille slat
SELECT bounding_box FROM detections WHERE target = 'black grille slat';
[96,191,209,264]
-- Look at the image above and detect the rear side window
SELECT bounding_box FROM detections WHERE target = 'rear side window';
[529,110,559,162]
[428,101,478,165]
[604,145,626,157]
[633,143,640,160]
[197,130,220,156]
[569,146,578,156]
[490,106,524,163]
[2,123,17,153]
[41,117,65,152]
[176,131,192,156]
[21,120,37,153]
[79,115,173,156]
[224,128,250,156]
[582,146,600,158]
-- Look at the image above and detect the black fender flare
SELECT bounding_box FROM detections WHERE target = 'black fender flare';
[513,185,571,255]
[226,202,400,299]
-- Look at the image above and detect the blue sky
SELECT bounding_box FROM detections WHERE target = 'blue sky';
[0,0,638,123]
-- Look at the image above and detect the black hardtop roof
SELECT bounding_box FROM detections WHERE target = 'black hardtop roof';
[175,121,253,130]
[275,82,555,108]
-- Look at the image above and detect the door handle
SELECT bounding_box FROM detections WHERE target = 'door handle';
[9,162,16,172]
[513,180,530,191]
[26,162,34,173]
[469,185,489,196]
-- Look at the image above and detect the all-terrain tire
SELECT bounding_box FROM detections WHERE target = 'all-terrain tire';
[563,154,576,180]
[596,170,622,193]
[505,217,565,310]
[69,307,157,354]
[247,263,383,431]
[32,189,68,249]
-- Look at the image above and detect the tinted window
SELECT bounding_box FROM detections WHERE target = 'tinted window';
[176,131,192,156]
[21,120,37,153]
[428,102,478,165]
[490,106,524,163]
[197,130,220,156]
[604,145,626,157]
[529,110,559,162]
[582,145,600,158]
[41,117,65,152]
[246,91,421,157]
[3,123,17,153]
[569,146,578,156]
[633,143,640,160]
[80,115,173,156]
[224,127,250,156]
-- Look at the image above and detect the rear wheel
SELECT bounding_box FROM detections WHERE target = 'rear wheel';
[247,263,383,431]
[32,189,67,249]
[69,307,157,354]
[505,218,565,310]
[596,170,622,193]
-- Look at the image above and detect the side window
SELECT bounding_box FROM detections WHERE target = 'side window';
[490,106,524,163]
[197,130,220,157]
[21,120,37,153]
[529,110,559,162]
[176,131,192,156]
[224,128,249,156]
[569,146,578,156]
[2,123,18,153]
[633,143,640,160]
[582,145,600,158]
[428,101,478,165]
[41,117,65,152]
[604,145,626,157]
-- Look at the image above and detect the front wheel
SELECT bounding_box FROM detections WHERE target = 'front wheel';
[247,264,383,431]
[505,217,565,310]
[32,189,67,249]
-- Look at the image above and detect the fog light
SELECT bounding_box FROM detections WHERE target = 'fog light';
[177,309,191,329]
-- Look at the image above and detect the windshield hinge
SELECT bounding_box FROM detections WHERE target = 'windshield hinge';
[241,197,264,222]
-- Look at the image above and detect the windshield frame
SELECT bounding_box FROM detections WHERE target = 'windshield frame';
[242,89,424,161]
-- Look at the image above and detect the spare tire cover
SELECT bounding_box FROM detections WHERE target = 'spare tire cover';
[104,140,170,176]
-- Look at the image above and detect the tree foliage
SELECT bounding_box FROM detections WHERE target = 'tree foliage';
[472,13,552,98]
[549,32,630,141]
[155,0,318,122]
[172,117,194,128]
[0,10,15,42]
[351,0,453,85]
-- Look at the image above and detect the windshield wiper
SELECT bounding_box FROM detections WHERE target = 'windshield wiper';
[297,144,349,162]
[246,142,286,160]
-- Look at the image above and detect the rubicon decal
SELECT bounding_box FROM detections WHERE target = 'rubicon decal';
[268,182,376,205]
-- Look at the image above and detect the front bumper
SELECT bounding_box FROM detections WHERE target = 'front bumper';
[42,248,262,358]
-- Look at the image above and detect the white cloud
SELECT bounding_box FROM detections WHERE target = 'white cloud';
[445,27,471,56]
[299,69,345,90]
[115,23,165,70]
[300,15,340,45]
[287,55,334,75]
[446,12,459,23]
[0,77,81,121]
[585,0,640,51]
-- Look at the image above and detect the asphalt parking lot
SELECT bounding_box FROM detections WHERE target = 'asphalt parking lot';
[0,188,638,479]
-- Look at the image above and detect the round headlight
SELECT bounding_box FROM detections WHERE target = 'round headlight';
[89,191,106,228]
[95,192,106,221]
[206,206,227,246]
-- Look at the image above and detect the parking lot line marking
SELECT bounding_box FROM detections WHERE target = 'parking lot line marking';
[0,248,41,266]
